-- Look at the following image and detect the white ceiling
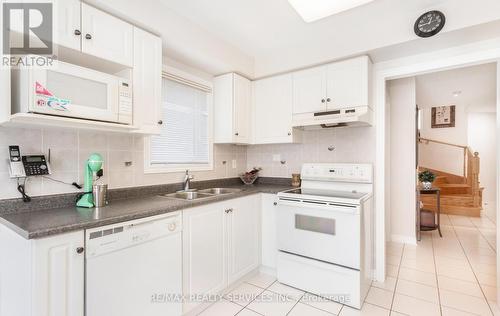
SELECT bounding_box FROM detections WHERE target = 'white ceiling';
[160,0,500,77]
[416,63,497,112]
[87,0,500,78]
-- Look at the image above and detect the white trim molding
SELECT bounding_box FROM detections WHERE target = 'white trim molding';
[373,37,500,283]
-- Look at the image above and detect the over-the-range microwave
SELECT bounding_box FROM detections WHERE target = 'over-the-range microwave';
[11,61,132,125]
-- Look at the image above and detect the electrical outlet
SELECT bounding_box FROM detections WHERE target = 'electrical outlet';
[232,159,237,169]
[272,154,281,162]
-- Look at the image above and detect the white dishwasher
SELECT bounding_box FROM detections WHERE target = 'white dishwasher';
[85,212,182,316]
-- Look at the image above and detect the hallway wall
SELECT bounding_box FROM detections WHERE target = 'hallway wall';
[468,112,498,220]
[388,77,417,243]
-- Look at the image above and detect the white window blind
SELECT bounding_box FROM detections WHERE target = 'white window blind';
[151,78,209,165]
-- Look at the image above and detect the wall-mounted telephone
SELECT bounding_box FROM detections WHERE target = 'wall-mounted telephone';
[9,145,51,178]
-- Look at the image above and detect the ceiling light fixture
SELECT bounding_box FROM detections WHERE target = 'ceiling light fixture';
[288,0,375,23]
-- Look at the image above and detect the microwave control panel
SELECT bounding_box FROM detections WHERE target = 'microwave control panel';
[118,80,133,124]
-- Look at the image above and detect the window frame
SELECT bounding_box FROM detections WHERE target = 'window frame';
[144,66,214,174]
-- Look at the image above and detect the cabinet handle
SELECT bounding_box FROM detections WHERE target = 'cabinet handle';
[225,208,233,213]
[85,34,92,40]
[74,29,81,36]
[273,202,277,206]
[235,132,239,136]
[327,98,331,102]
[76,247,85,254]
[287,132,291,136]
[321,99,326,103]
[158,120,163,125]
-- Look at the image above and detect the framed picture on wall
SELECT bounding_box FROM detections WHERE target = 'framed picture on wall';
[431,105,455,128]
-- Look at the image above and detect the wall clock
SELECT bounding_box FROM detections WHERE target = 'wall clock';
[414,11,446,38]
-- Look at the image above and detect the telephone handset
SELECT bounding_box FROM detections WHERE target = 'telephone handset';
[9,145,51,178]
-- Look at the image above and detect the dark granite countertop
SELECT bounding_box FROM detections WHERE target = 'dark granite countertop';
[0,182,291,239]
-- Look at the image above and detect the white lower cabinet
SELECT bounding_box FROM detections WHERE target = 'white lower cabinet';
[227,195,260,284]
[0,227,84,316]
[182,194,261,314]
[182,203,227,313]
[32,232,85,316]
[260,193,278,270]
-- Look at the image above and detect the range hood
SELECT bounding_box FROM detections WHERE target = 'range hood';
[292,106,373,129]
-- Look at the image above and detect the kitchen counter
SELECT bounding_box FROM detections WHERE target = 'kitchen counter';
[0,183,291,239]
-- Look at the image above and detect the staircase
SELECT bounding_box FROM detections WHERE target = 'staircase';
[419,139,483,217]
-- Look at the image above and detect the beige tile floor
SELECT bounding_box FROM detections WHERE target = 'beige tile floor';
[197,214,497,316]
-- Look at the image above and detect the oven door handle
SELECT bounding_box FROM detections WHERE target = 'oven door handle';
[277,199,359,215]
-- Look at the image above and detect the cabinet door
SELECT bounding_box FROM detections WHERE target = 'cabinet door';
[54,0,81,51]
[292,66,327,114]
[132,27,162,134]
[227,195,260,284]
[326,57,370,110]
[233,74,252,143]
[261,194,278,269]
[32,231,85,316]
[183,205,227,313]
[254,74,294,144]
[81,3,133,66]
[214,73,234,143]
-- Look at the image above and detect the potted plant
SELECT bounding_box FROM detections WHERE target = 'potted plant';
[418,170,436,190]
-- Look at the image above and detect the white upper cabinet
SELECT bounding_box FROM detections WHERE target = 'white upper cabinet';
[326,56,370,110]
[54,0,82,51]
[253,74,301,144]
[214,73,252,144]
[292,56,371,115]
[292,66,327,115]
[132,27,162,134]
[81,3,134,67]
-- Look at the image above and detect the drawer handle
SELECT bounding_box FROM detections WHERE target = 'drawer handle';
[74,29,81,36]
[76,247,85,254]
[321,99,326,103]
[158,120,163,125]
[327,98,331,102]
[225,208,233,213]
[273,202,277,206]
[235,132,239,136]
[85,34,92,40]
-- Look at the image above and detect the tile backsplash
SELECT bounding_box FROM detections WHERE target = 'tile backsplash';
[0,125,375,200]
[246,127,376,177]
[0,127,247,200]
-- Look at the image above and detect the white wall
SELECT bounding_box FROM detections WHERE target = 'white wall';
[246,127,375,178]
[418,104,468,175]
[388,77,416,243]
[0,128,246,200]
[468,112,497,220]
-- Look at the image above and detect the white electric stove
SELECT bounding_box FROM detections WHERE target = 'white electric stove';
[276,163,373,309]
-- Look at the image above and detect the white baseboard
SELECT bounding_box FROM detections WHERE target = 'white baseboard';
[391,234,417,245]
[259,265,276,277]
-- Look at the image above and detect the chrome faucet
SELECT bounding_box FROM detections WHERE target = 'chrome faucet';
[183,170,194,191]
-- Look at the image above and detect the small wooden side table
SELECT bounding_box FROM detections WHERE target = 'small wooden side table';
[417,187,442,241]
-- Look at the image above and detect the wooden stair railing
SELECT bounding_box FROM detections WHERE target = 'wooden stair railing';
[419,137,482,208]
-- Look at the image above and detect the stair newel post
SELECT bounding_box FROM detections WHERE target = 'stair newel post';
[472,152,481,208]
[463,147,467,184]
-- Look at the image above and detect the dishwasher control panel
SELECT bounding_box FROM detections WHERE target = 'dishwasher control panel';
[85,212,182,258]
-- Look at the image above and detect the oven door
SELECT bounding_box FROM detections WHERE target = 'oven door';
[28,62,119,123]
[277,198,360,269]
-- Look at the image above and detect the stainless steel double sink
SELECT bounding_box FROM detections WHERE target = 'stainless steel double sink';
[160,188,242,201]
